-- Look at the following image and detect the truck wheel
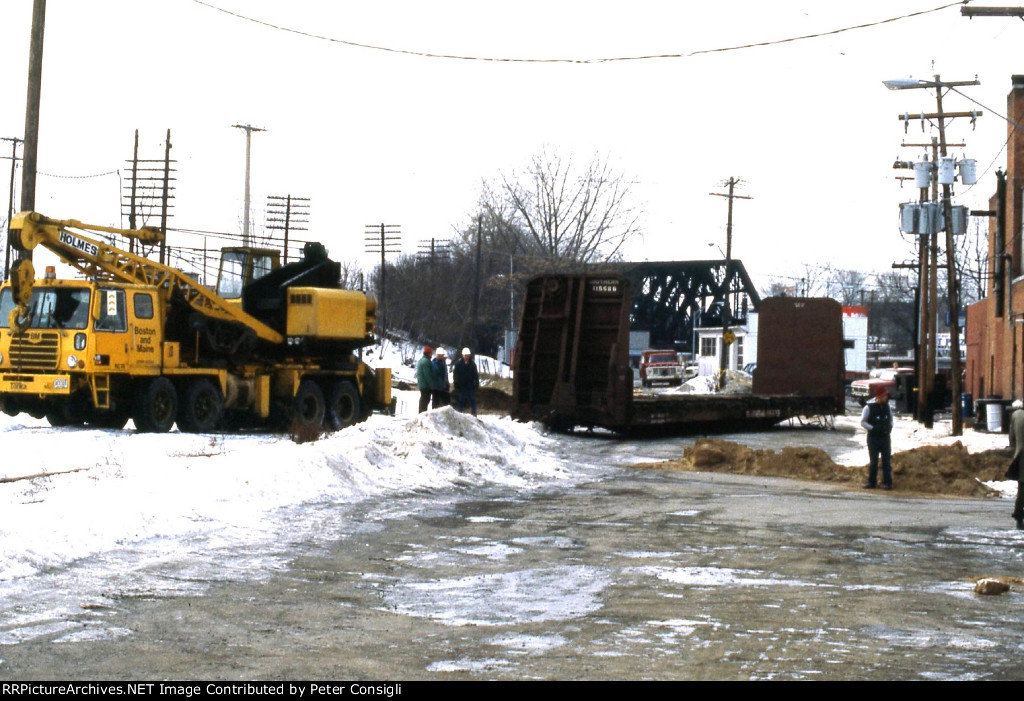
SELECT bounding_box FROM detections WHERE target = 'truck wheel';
[178,379,223,433]
[291,380,325,431]
[327,380,361,430]
[133,377,178,433]
[87,408,130,430]
[46,409,76,428]
[46,394,90,428]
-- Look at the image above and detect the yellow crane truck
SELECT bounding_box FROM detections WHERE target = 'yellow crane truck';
[0,211,391,433]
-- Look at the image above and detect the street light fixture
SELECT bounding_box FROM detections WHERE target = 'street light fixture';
[883,77,980,91]
[883,78,925,90]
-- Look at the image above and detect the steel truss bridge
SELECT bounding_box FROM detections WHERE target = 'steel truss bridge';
[594,260,761,354]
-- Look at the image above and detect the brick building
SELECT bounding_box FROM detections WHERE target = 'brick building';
[965,76,1024,402]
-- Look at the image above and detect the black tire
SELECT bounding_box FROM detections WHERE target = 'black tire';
[327,380,361,431]
[133,377,178,433]
[291,379,325,432]
[45,409,73,428]
[87,409,130,430]
[178,378,223,433]
[45,393,90,428]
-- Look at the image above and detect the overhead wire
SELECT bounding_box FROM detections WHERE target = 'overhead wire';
[189,0,969,64]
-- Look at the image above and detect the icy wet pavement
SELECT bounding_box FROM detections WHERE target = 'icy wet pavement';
[2,453,1022,681]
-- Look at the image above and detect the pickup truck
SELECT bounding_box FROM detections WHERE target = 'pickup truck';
[850,368,913,405]
[639,349,684,387]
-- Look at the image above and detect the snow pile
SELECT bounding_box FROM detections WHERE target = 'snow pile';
[0,409,558,583]
[679,375,718,394]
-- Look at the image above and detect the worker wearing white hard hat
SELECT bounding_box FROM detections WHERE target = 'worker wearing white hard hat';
[453,347,479,416]
[431,348,450,409]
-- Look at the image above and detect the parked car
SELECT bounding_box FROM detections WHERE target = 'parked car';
[639,350,684,387]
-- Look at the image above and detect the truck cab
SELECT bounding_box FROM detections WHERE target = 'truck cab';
[0,274,167,424]
[639,349,684,388]
[215,247,280,300]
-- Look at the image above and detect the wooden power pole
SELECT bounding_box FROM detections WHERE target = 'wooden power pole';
[709,177,751,388]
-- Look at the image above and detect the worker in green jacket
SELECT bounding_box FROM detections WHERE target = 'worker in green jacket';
[416,346,434,413]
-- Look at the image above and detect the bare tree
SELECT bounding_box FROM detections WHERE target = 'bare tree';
[956,216,989,306]
[762,278,797,297]
[826,269,868,306]
[337,259,364,291]
[483,148,642,266]
[796,263,831,298]
[872,270,917,356]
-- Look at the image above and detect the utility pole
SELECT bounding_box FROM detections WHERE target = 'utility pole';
[232,124,265,247]
[471,216,483,351]
[2,137,23,280]
[709,177,751,388]
[160,129,172,265]
[935,78,966,435]
[416,237,450,271]
[896,137,964,426]
[887,75,980,436]
[128,130,139,248]
[121,130,176,260]
[267,195,310,263]
[18,0,46,262]
[364,223,401,337]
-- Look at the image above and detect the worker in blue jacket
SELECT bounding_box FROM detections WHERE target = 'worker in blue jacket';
[431,348,450,408]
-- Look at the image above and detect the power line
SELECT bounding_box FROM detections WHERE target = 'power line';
[36,169,118,179]
[190,0,967,64]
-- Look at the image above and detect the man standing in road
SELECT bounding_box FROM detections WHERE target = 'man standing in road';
[1008,400,1024,529]
[861,385,893,490]
[416,346,434,413]
[453,347,479,417]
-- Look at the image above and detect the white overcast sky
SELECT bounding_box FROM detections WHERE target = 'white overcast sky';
[0,0,1020,291]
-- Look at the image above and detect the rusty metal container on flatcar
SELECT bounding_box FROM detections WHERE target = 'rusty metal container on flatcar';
[752,297,845,410]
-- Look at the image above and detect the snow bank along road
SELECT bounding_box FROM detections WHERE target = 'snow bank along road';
[0,409,1021,680]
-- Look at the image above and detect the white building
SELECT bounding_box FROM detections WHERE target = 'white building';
[695,312,757,375]
[842,306,869,374]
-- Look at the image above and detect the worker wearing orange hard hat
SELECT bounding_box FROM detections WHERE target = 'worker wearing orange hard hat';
[861,384,893,490]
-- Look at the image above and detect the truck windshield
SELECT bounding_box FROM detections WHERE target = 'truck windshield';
[216,251,246,299]
[647,353,677,363]
[216,250,278,299]
[0,287,91,330]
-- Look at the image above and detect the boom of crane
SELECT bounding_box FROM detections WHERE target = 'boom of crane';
[7,211,284,346]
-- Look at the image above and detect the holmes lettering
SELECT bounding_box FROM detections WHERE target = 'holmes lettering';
[58,231,99,257]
